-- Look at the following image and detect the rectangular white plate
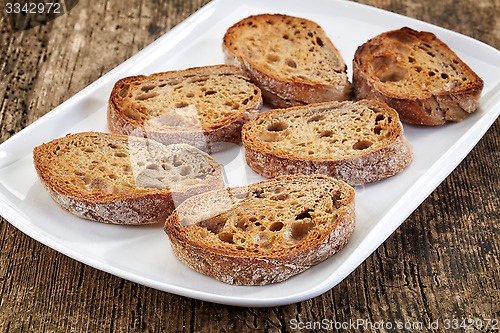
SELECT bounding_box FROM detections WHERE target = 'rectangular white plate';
[0,0,499,307]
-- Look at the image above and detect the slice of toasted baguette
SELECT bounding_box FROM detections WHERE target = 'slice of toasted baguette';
[353,27,484,125]
[241,100,412,185]
[222,14,352,108]
[108,65,263,153]
[164,174,355,285]
[33,132,224,225]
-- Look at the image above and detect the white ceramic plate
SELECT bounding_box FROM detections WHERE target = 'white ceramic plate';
[0,0,499,307]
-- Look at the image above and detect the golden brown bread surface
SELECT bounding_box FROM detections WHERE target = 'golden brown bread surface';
[242,100,413,185]
[164,174,355,285]
[108,65,263,152]
[223,14,352,108]
[353,27,484,125]
[33,132,224,225]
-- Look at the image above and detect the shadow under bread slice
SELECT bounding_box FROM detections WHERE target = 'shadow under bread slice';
[242,100,413,186]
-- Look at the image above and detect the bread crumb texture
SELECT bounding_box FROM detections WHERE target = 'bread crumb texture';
[354,28,481,98]
[244,100,399,160]
[111,65,261,131]
[33,132,220,199]
[224,14,346,84]
[165,174,355,284]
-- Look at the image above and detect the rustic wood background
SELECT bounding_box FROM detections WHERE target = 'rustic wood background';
[0,0,498,332]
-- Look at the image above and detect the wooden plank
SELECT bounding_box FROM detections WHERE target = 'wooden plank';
[0,0,498,332]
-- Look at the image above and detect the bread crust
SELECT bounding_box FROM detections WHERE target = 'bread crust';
[353,27,484,125]
[107,65,263,153]
[244,134,412,186]
[164,174,355,285]
[241,100,413,186]
[223,14,352,108]
[33,132,225,225]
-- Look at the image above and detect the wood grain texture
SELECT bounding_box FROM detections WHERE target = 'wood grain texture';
[0,0,498,332]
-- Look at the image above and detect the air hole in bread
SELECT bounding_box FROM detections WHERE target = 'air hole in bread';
[271,193,289,200]
[136,170,166,189]
[290,221,314,241]
[428,71,436,77]
[136,91,159,101]
[371,55,394,71]
[173,156,182,167]
[308,114,325,122]
[267,122,288,132]
[146,163,159,170]
[286,59,297,68]
[108,143,118,149]
[375,114,385,122]
[218,232,234,244]
[180,165,192,176]
[316,37,324,47]
[118,85,130,98]
[186,92,194,98]
[267,54,280,62]
[252,189,264,198]
[353,140,373,150]
[83,148,94,153]
[140,84,156,92]
[387,31,415,44]
[88,177,109,190]
[296,209,313,220]
[373,125,382,135]
[234,192,248,200]
[258,133,281,142]
[198,215,226,234]
[269,222,284,232]
[256,231,273,244]
[235,220,248,231]
[441,73,449,79]
[376,67,407,82]
[175,102,189,108]
[318,130,334,138]
[124,109,144,122]
[114,152,127,158]
[204,90,217,96]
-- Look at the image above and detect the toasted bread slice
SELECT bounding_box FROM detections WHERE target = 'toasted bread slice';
[108,65,263,153]
[353,27,484,125]
[33,132,224,225]
[222,14,352,108]
[164,174,355,285]
[242,100,412,185]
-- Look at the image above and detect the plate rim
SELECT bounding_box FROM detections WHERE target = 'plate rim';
[0,0,499,307]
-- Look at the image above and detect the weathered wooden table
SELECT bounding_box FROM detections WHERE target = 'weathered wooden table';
[1,0,498,331]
